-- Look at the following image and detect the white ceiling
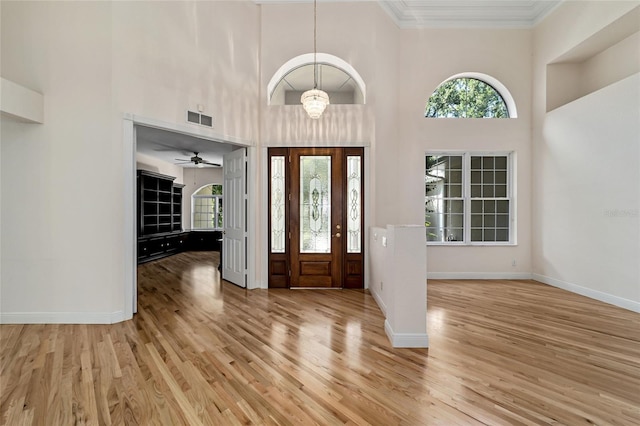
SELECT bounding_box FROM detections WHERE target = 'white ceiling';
[136,126,235,168]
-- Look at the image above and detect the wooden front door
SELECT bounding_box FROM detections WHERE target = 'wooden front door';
[268,147,364,289]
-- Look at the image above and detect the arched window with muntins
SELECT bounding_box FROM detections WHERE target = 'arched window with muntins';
[426,76,514,118]
[192,184,223,230]
[268,53,366,106]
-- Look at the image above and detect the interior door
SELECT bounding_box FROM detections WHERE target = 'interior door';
[223,148,247,288]
[268,147,364,289]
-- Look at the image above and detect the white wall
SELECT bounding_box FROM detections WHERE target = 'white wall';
[112,1,260,143]
[369,226,428,348]
[396,28,534,277]
[1,1,119,322]
[537,74,639,308]
[532,2,640,311]
[1,1,260,322]
[1,78,44,124]
[258,2,400,288]
[259,1,398,225]
[136,152,184,183]
[581,32,640,100]
[258,3,535,279]
[4,0,636,322]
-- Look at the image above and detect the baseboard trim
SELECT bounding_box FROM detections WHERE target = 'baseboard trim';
[370,289,387,317]
[532,274,640,313]
[428,272,533,280]
[384,320,429,348]
[0,310,129,324]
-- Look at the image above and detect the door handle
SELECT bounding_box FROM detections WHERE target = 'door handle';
[332,232,341,238]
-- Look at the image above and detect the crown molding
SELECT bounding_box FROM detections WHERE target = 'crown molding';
[378,0,563,29]
[254,1,563,29]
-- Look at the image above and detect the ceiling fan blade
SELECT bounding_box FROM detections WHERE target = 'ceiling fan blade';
[202,161,221,167]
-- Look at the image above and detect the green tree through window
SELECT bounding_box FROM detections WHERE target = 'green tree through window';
[426,78,509,118]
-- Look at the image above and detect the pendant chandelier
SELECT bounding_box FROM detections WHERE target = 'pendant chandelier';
[301,0,329,119]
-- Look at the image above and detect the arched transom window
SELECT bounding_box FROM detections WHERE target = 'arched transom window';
[426,74,517,118]
[268,53,366,106]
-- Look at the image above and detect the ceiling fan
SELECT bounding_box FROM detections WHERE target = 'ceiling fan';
[175,152,221,167]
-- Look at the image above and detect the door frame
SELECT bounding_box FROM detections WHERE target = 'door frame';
[262,145,370,290]
[123,114,255,319]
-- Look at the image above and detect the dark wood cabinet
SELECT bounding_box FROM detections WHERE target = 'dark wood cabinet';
[138,170,184,236]
[137,232,189,263]
[137,170,224,264]
[187,231,222,251]
[137,170,187,264]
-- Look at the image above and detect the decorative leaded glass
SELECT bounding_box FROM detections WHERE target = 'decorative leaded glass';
[346,156,361,253]
[300,156,331,253]
[270,156,286,253]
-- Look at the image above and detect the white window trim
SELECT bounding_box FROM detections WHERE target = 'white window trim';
[432,72,518,118]
[267,53,367,105]
[191,190,224,231]
[426,151,516,246]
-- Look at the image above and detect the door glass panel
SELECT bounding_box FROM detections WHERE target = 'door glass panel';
[300,156,331,253]
[270,156,285,253]
[347,155,361,253]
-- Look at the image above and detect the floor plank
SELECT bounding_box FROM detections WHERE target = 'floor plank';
[1,251,639,425]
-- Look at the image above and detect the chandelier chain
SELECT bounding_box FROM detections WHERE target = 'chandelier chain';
[313,0,318,89]
[300,0,329,119]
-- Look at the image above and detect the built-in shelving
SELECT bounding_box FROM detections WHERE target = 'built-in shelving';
[137,170,185,263]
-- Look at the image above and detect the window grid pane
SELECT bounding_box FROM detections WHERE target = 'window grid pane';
[192,186,223,230]
[426,155,464,242]
[427,153,512,244]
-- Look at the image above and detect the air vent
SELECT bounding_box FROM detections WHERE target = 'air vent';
[187,111,199,124]
[186,110,213,128]
[200,114,212,127]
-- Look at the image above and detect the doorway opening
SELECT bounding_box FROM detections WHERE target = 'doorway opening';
[267,147,364,289]
[124,115,253,318]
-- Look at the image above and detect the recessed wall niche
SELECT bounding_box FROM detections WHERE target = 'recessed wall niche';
[546,6,640,112]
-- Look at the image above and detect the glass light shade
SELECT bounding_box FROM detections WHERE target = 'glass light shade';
[301,89,330,119]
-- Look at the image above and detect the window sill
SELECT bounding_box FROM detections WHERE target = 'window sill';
[427,242,517,247]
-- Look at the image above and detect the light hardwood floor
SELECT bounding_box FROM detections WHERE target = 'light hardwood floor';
[1,251,639,425]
